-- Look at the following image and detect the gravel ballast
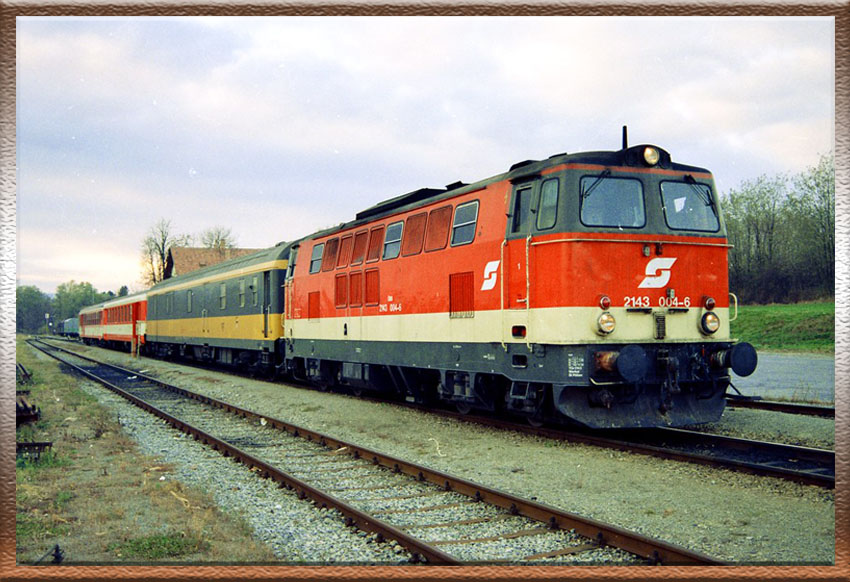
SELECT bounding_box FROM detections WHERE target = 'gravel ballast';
[49,343,835,564]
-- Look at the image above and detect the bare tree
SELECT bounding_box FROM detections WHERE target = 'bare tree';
[141,219,191,286]
[199,225,237,251]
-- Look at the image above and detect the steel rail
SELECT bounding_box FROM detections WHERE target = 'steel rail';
[29,339,722,566]
[27,339,457,564]
[400,406,835,488]
[725,396,835,418]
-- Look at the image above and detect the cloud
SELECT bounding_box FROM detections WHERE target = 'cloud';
[15,16,835,294]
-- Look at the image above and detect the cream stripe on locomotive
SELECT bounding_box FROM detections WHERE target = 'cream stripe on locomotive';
[287,306,732,345]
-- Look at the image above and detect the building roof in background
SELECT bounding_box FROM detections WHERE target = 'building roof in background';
[164,247,263,280]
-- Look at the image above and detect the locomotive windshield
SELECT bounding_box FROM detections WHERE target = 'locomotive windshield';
[660,180,720,232]
[580,175,645,229]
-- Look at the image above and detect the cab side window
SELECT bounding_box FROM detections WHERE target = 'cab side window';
[537,178,559,230]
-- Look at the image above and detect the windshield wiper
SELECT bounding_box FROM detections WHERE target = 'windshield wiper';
[684,174,717,217]
[581,169,611,200]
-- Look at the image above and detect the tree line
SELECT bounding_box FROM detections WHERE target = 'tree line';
[722,152,834,304]
[17,220,238,334]
[16,281,128,334]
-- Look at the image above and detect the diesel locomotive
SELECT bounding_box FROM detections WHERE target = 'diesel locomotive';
[79,134,757,428]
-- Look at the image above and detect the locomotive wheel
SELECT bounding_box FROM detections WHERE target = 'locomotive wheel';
[526,415,544,428]
[456,401,472,415]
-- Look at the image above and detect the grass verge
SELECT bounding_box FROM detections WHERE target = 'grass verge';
[15,335,277,564]
[730,301,834,353]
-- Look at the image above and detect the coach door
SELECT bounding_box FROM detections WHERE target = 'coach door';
[262,271,271,338]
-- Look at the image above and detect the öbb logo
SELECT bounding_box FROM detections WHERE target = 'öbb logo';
[481,261,500,291]
[639,257,677,288]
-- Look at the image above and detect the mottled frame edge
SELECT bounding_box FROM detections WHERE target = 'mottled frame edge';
[1,4,847,582]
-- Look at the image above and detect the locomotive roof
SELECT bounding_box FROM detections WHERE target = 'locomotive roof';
[148,241,292,293]
[311,144,713,239]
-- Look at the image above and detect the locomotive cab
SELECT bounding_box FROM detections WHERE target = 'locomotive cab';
[501,142,757,427]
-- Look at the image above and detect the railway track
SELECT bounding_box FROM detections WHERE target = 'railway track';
[35,338,835,489]
[423,408,834,489]
[725,395,835,418]
[28,338,721,565]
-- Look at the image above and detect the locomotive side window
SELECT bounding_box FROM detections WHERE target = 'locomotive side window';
[365,269,380,305]
[580,175,645,229]
[337,235,353,268]
[402,212,427,257]
[309,243,325,274]
[425,205,452,251]
[350,231,368,265]
[366,226,385,262]
[660,180,720,232]
[451,201,479,246]
[322,238,339,272]
[335,273,348,308]
[383,221,404,260]
[285,248,298,281]
[349,271,363,307]
[537,178,559,230]
[511,186,532,233]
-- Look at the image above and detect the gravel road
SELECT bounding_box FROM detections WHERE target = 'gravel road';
[51,343,835,564]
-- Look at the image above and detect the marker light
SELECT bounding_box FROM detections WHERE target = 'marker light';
[597,312,616,335]
[643,147,660,166]
[704,296,716,310]
[599,295,611,310]
[701,312,720,335]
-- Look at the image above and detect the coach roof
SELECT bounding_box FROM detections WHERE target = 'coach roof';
[148,241,292,295]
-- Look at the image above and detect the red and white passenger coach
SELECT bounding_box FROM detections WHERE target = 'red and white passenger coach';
[79,291,147,354]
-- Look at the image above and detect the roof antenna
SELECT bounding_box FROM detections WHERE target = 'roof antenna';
[622,125,628,150]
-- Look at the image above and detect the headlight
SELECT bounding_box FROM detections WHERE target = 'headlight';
[701,311,720,334]
[643,146,660,166]
[597,312,616,335]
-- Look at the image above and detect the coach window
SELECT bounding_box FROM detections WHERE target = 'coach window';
[383,221,404,260]
[252,276,259,305]
[219,283,227,309]
[451,201,479,246]
[309,243,325,274]
[402,212,427,257]
[239,280,246,307]
[425,205,452,252]
[337,235,353,268]
[537,178,559,230]
[322,238,339,272]
[187,290,193,313]
[366,226,385,263]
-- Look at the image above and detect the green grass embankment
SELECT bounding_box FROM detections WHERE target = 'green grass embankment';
[729,301,834,354]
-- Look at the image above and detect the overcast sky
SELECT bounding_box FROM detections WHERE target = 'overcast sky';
[16,16,835,294]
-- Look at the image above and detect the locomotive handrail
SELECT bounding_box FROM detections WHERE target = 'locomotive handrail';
[530,237,732,248]
[729,292,739,321]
